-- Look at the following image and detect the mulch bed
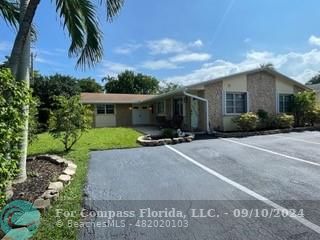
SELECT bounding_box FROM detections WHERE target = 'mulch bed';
[11,157,65,202]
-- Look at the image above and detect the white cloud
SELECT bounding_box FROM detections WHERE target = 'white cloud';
[309,35,320,46]
[190,39,203,47]
[170,53,211,63]
[141,60,178,70]
[114,43,141,55]
[147,38,204,55]
[166,49,320,85]
[99,61,136,77]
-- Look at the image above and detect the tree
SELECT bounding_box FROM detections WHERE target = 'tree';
[1,0,124,182]
[49,96,92,151]
[158,82,181,94]
[0,0,19,28]
[78,77,102,92]
[103,70,159,94]
[33,74,81,130]
[292,91,317,126]
[306,73,320,85]
[260,63,274,70]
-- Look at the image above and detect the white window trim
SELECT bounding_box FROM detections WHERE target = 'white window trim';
[277,92,293,113]
[96,104,116,115]
[223,91,249,116]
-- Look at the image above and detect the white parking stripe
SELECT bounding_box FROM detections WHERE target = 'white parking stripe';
[165,145,320,235]
[222,138,320,167]
[277,136,320,145]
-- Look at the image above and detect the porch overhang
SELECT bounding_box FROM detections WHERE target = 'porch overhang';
[137,87,210,133]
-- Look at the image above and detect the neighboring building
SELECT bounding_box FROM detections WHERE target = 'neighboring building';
[81,68,309,132]
[308,83,320,103]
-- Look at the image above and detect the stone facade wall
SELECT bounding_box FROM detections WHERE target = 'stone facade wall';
[116,104,132,126]
[247,72,277,114]
[204,81,223,130]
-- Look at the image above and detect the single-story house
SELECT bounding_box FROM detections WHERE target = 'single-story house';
[308,83,320,103]
[81,68,309,132]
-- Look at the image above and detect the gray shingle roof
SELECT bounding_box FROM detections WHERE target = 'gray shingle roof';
[308,83,320,91]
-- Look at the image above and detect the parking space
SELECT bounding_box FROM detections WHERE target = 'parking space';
[81,131,320,240]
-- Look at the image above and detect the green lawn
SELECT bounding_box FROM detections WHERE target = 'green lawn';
[28,128,141,239]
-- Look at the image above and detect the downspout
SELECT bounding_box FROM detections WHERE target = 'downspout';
[183,90,210,133]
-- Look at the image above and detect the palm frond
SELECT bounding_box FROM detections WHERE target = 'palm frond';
[55,0,103,69]
[104,0,124,22]
[0,0,19,28]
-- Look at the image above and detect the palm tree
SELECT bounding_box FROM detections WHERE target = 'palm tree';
[260,63,275,70]
[0,0,19,28]
[1,0,124,182]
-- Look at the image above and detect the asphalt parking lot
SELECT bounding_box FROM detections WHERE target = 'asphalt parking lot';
[81,131,320,240]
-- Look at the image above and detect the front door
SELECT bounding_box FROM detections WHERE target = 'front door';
[191,98,199,130]
[132,105,150,125]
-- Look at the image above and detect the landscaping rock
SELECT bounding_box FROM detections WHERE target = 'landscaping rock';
[48,182,64,192]
[42,190,59,201]
[66,161,77,170]
[27,156,36,161]
[172,138,180,144]
[33,198,51,212]
[49,155,66,165]
[58,174,71,183]
[63,167,76,176]
[163,138,172,144]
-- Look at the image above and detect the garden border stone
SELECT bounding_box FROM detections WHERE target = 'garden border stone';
[137,134,195,147]
[28,155,78,211]
[214,126,320,138]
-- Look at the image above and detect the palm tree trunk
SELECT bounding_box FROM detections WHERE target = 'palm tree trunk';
[10,0,40,76]
[11,0,33,183]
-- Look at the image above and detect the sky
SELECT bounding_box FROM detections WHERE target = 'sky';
[1,0,320,85]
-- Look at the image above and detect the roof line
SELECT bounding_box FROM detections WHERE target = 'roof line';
[185,67,309,90]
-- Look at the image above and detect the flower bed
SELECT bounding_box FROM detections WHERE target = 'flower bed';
[137,134,195,147]
[8,155,77,212]
[214,126,320,138]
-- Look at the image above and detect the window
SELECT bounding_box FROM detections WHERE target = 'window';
[157,101,165,114]
[225,92,247,114]
[97,104,106,114]
[106,104,115,114]
[173,98,183,116]
[96,104,115,114]
[279,94,293,113]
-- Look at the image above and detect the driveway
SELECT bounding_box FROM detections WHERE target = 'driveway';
[80,131,320,240]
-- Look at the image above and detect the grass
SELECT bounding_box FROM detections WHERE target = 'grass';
[28,128,141,239]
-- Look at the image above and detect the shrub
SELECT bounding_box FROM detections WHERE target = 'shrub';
[233,112,259,131]
[49,96,92,151]
[162,128,176,138]
[292,91,317,126]
[305,106,320,126]
[256,109,269,129]
[274,114,294,129]
[0,68,31,207]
